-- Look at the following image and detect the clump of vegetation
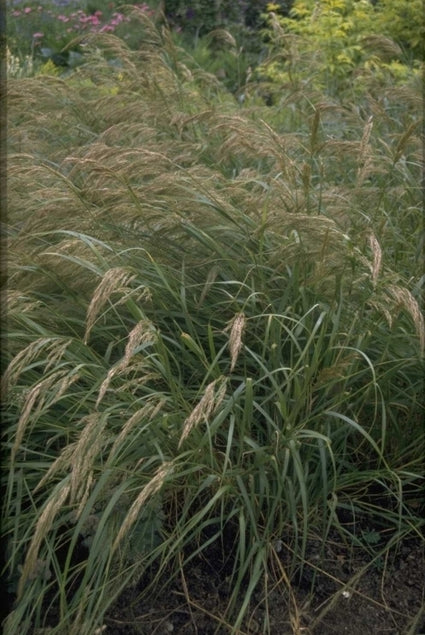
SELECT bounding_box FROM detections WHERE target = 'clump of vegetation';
[259,0,423,98]
[3,6,424,635]
[6,0,156,70]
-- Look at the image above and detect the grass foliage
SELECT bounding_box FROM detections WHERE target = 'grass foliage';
[3,11,424,634]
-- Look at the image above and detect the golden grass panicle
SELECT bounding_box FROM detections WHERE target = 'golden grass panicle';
[228,312,246,373]
[107,398,166,462]
[368,299,394,330]
[44,338,73,373]
[34,444,77,494]
[393,120,421,164]
[368,233,382,287]
[178,377,227,448]
[2,337,60,394]
[70,413,109,514]
[112,461,174,552]
[356,116,374,187]
[361,35,403,61]
[84,268,137,344]
[4,290,42,316]
[309,106,321,155]
[18,482,71,599]
[360,116,374,153]
[388,285,425,354]
[11,370,80,464]
[96,320,156,407]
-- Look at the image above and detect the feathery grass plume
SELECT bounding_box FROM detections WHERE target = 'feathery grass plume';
[70,413,109,513]
[209,113,300,179]
[356,116,374,187]
[361,35,403,61]
[7,78,80,160]
[34,443,77,494]
[17,482,71,599]
[30,235,116,298]
[366,300,394,331]
[77,31,139,75]
[2,337,57,392]
[44,337,74,372]
[96,320,156,407]
[112,461,174,552]
[84,267,137,344]
[368,233,382,287]
[227,312,246,373]
[107,398,166,462]
[356,157,374,189]
[4,289,42,316]
[309,105,321,155]
[387,285,425,354]
[392,120,421,164]
[11,369,81,464]
[178,377,227,448]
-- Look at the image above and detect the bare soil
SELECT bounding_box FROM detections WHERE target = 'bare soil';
[105,534,425,635]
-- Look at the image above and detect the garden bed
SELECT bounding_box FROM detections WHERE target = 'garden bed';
[105,535,425,634]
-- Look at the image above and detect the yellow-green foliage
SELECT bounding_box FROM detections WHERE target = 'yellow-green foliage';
[262,0,423,94]
[37,59,61,77]
[284,0,423,54]
[374,0,424,55]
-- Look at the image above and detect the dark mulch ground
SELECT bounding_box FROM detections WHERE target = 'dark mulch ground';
[104,534,425,635]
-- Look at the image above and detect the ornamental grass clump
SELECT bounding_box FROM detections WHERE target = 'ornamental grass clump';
[3,12,424,634]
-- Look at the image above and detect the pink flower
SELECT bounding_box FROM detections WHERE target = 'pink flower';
[33,32,44,39]
[11,10,21,16]
[23,7,32,14]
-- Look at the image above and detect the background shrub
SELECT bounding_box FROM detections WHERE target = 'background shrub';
[257,0,423,100]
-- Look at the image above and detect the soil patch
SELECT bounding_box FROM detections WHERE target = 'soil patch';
[104,536,425,634]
